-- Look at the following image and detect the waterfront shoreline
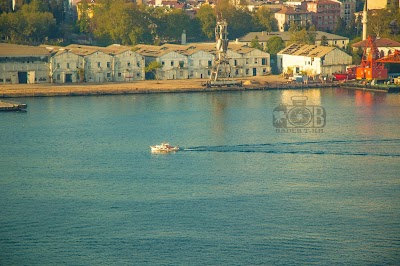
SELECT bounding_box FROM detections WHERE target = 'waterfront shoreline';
[0,76,338,98]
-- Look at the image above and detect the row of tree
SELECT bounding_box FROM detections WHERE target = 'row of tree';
[0,0,278,45]
[1,0,400,54]
[81,0,278,46]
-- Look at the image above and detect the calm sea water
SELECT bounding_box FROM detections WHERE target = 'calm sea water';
[1,88,400,265]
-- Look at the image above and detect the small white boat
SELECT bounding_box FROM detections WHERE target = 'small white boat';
[150,142,179,153]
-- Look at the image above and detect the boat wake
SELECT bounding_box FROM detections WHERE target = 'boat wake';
[183,139,400,157]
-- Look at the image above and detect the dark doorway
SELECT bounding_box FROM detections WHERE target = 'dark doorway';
[65,74,72,83]
[252,68,257,76]
[18,72,27,83]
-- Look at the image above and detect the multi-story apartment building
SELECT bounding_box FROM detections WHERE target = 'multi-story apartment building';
[336,0,356,25]
[275,6,313,32]
[307,0,341,31]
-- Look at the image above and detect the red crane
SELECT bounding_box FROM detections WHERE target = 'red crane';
[356,36,388,80]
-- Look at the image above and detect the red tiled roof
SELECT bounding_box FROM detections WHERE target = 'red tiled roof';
[276,6,311,15]
[352,38,400,48]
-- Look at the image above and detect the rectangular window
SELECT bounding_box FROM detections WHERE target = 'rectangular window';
[245,69,249,75]
[262,58,267,65]
[137,62,140,67]
[57,74,60,80]
[255,58,258,64]
[171,61,174,67]
[57,63,60,68]
[118,73,121,77]
[97,62,101,68]
[107,62,111,68]
[208,60,212,67]
[67,63,70,69]
[107,73,111,78]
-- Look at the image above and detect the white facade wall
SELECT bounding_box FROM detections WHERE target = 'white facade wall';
[227,50,244,77]
[241,49,271,77]
[0,57,49,84]
[84,51,114,83]
[113,50,145,81]
[156,51,188,80]
[187,50,214,79]
[51,51,83,83]
[278,48,352,76]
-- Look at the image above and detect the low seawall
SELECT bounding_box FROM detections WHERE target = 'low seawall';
[0,82,338,98]
[339,82,400,93]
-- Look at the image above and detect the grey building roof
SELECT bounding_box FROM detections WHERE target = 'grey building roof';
[0,43,51,57]
[239,31,349,43]
[278,43,338,57]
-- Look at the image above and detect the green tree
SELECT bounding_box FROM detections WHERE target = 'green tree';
[288,23,316,45]
[91,1,154,45]
[250,35,263,50]
[333,17,347,36]
[196,5,216,40]
[158,9,192,43]
[77,0,90,33]
[145,61,163,81]
[266,36,285,54]
[253,6,278,33]
[0,0,55,43]
[320,35,328,46]
[0,0,12,14]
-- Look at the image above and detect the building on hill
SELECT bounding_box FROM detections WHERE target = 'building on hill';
[0,43,51,84]
[275,6,313,32]
[277,43,352,76]
[336,0,356,26]
[307,0,341,31]
[238,31,349,49]
[352,38,400,57]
